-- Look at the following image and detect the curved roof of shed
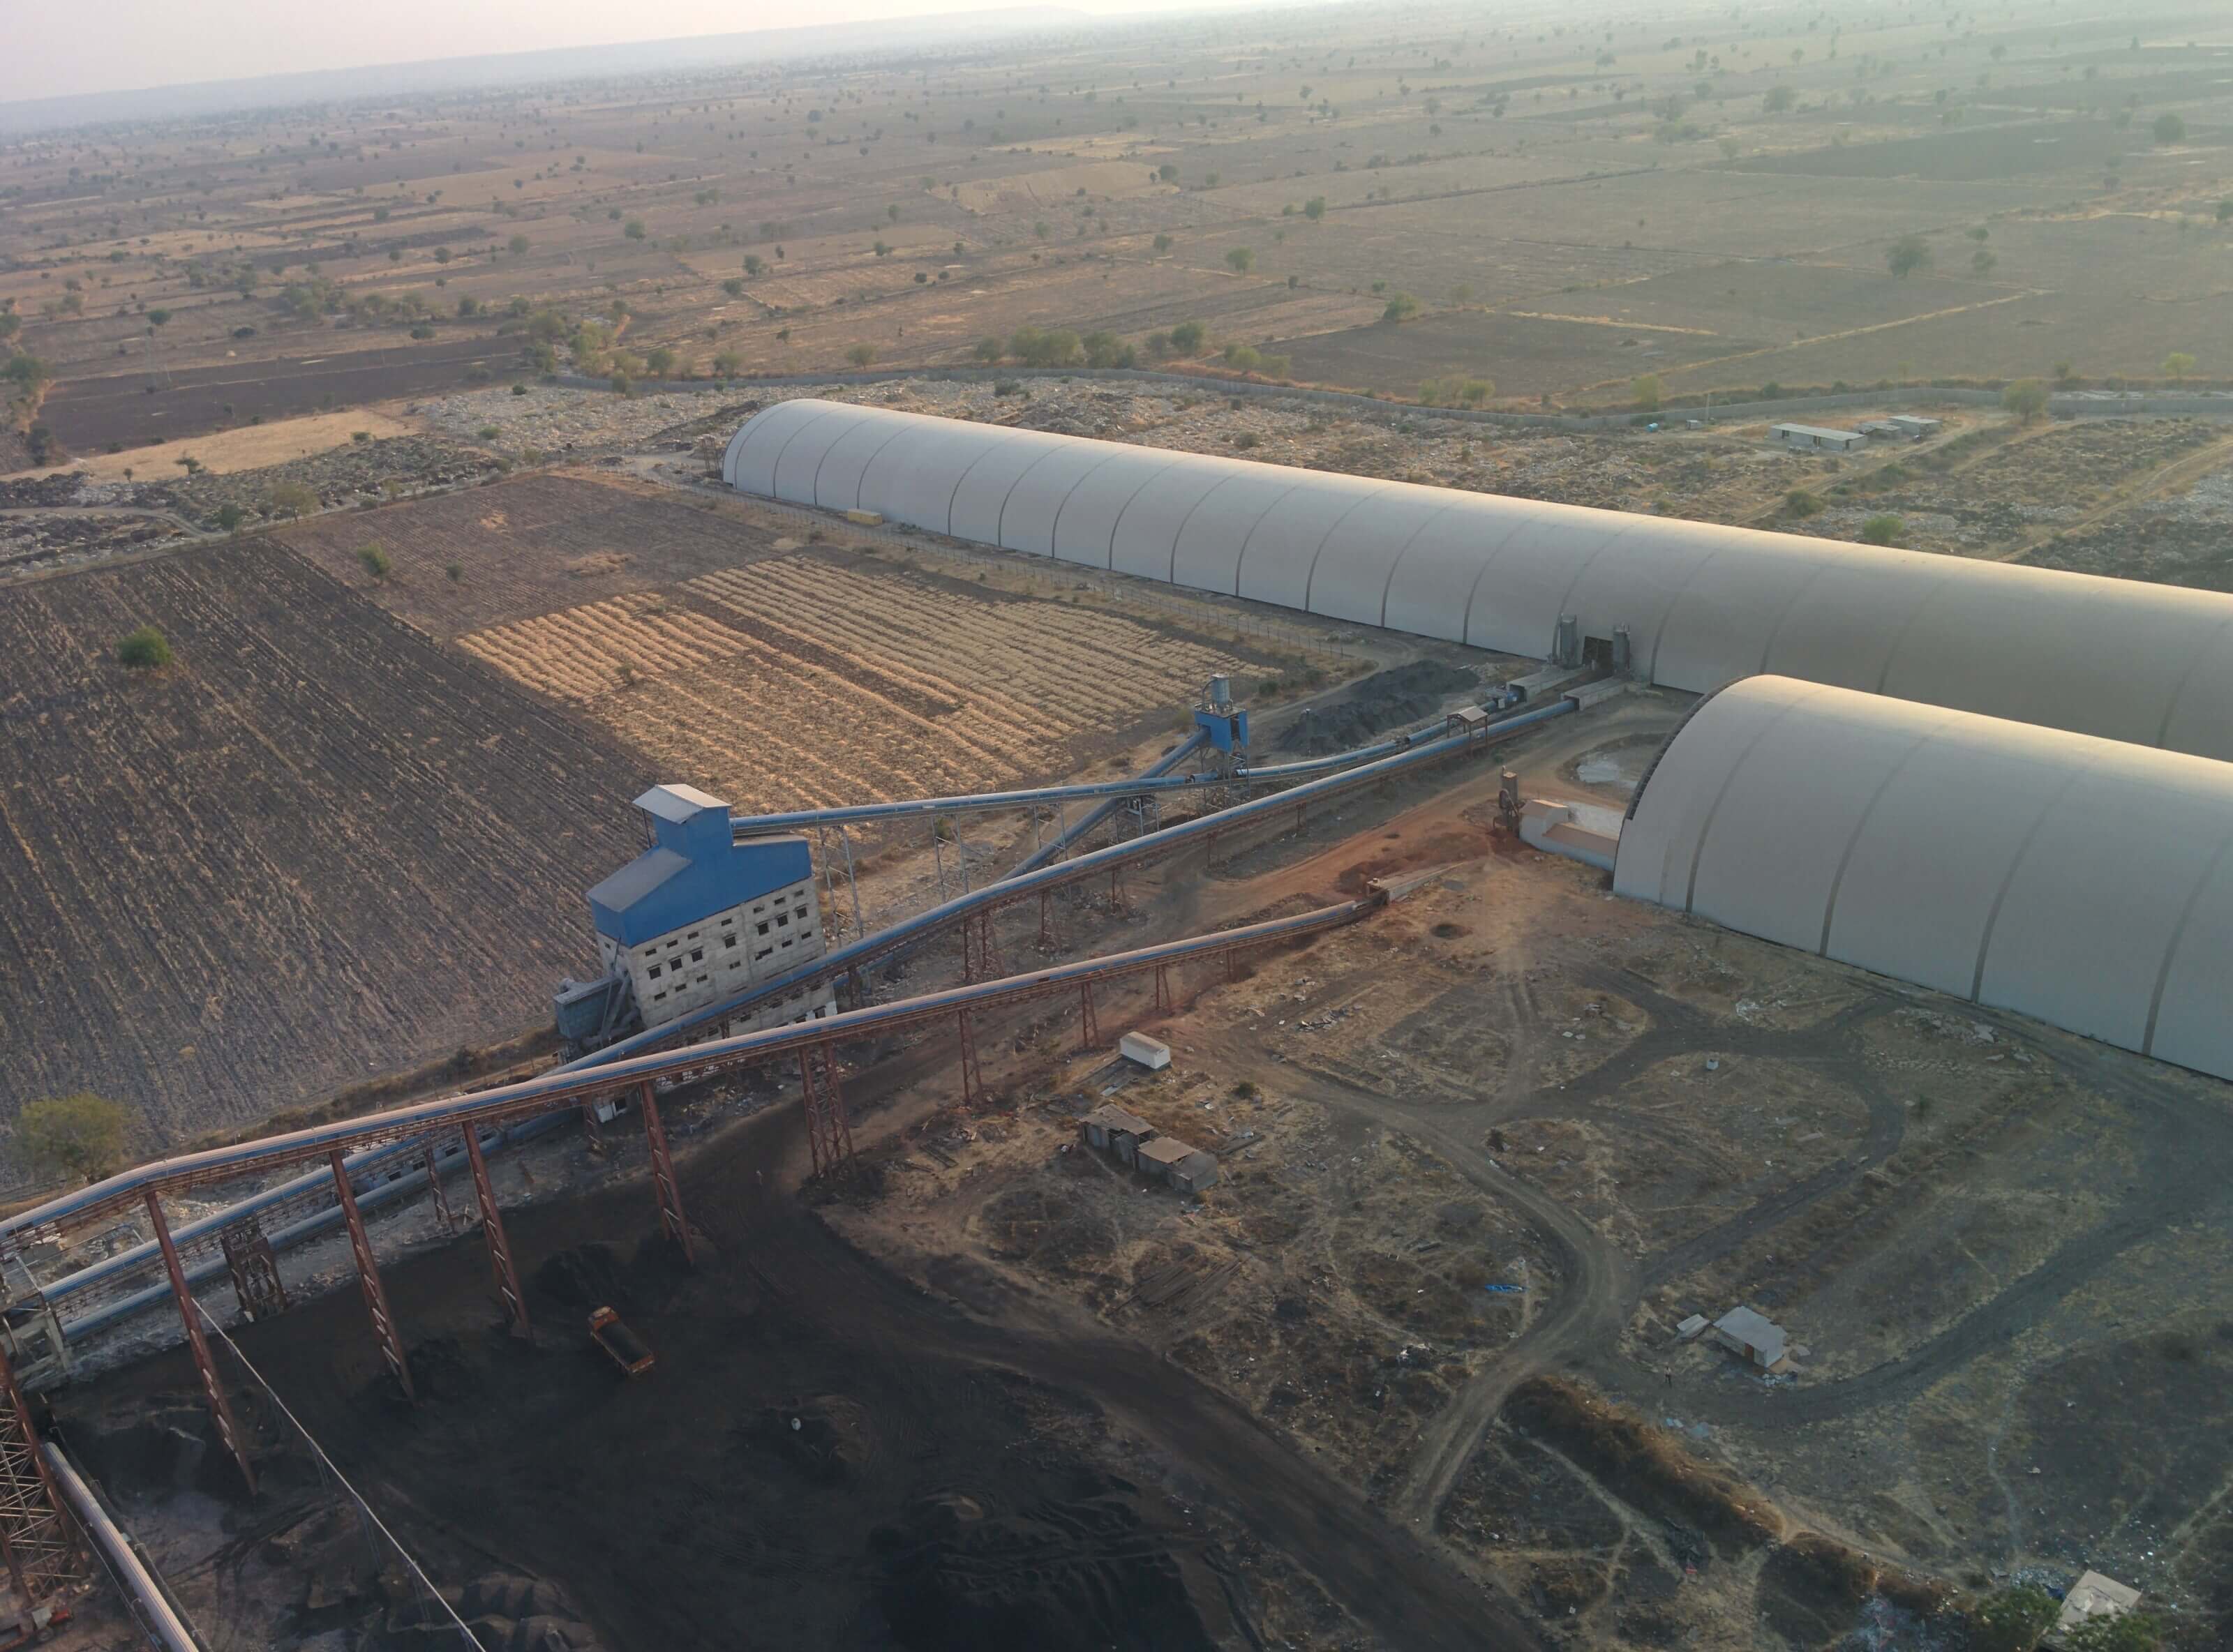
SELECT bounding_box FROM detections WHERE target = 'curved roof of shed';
[723,400,2233,761]
[1613,675,2233,1083]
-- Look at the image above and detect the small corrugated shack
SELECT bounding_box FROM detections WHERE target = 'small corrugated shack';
[1080,1104,1156,1167]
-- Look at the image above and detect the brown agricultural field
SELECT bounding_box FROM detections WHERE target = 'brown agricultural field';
[0,539,648,1154]
[9,0,2226,468]
[457,549,1263,811]
[281,470,791,636]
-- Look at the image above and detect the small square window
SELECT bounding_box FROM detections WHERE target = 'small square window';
[724,933,739,949]
[648,965,662,980]
[690,948,704,963]
[776,912,790,928]
[756,922,770,936]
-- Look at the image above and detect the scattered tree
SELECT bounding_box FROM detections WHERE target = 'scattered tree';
[1972,248,1998,275]
[1380,291,1419,323]
[845,343,878,367]
[1784,489,1823,518]
[115,626,172,670]
[1169,320,1207,354]
[213,503,245,533]
[1970,1575,2057,1646]
[446,563,463,582]
[1152,233,1173,254]
[2151,112,2186,145]
[2003,377,2049,422]
[1763,84,1795,113]
[1888,234,1933,278]
[2162,352,2196,382]
[1859,513,1907,546]
[357,544,392,580]
[17,1093,135,1185]
[1225,247,1255,273]
[2064,1614,2162,1652]
[267,481,318,518]
[1632,375,1664,411]
[1303,195,1327,220]
[623,218,646,240]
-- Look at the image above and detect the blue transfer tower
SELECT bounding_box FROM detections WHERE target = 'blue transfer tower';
[555,786,835,1051]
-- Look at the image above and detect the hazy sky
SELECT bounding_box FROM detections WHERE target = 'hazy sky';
[2,0,1218,104]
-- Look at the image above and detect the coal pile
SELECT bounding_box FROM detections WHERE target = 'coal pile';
[872,1477,1215,1652]
[1276,661,1479,756]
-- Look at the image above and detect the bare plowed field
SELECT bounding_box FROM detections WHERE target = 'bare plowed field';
[0,541,646,1147]
[283,474,784,638]
[457,555,1254,811]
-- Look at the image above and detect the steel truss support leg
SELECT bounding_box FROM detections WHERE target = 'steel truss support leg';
[462,1127,530,1339]
[958,1009,983,1109]
[846,964,867,1011]
[1038,889,1056,951]
[637,1082,695,1268]
[839,827,864,940]
[974,910,1002,982]
[1108,866,1125,914]
[1078,982,1100,1051]
[329,1153,415,1402]
[144,1190,258,1494]
[0,1342,77,1605]
[798,1044,857,1179]
[1154,963,1175,1016]
[422,1141,456,1233]
[1225,948,1241,984]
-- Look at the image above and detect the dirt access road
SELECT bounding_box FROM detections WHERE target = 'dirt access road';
[80,1040,1547,1652]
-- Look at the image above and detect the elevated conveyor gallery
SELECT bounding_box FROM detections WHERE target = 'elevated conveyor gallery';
[724,400,2233,762]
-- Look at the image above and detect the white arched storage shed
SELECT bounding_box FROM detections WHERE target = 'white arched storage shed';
[723,401,2233,761]
[1613,675,2233,1083]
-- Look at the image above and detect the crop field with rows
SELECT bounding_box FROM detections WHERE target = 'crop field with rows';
[283,474,785,639]
[457,553,1257,812]
[0,541,647,1149]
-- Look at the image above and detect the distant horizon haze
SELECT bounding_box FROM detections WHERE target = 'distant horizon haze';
[0,0,1292,110]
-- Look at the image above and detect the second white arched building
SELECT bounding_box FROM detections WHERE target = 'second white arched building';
[1614,675,2233,1082]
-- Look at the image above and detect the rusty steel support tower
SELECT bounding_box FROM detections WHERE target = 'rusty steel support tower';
[1077,981,1100,1051]
[636,1083,694,1267]
[0,1344,77,1608]
[143,1189,257,1495]
[421,1140,456,1234]
[329,1152,415,1402]
[957,1009,984,1109]
[798,1044,856,1179]
[461,1127,530,1339]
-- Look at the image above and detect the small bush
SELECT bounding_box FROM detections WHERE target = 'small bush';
[1784,489,1823,518]
[446,563,464,582]
[357,544,393,580]
[17,1092,135,1184]
[477,425,501,441]
[1859,513,1906,546]
[117,626,172,670]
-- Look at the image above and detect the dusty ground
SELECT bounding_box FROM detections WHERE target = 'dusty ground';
[7,0,2228,474]
[26,673,2233,1651]
[0,537,650,1156]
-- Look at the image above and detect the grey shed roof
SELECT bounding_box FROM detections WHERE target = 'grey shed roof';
[1136,1136,1198,1167]
[1082,1104,1153,1136]
[585,847,691,912]
[1713,1306,1787,1360]
[635,783,728,824]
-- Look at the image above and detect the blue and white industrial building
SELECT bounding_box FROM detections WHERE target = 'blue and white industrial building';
[555,785,834,1050]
